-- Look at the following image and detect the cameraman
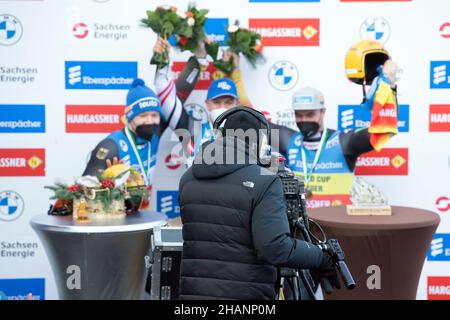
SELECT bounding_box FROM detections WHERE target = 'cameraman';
[178,107,339,300]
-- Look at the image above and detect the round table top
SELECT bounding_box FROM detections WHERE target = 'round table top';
[30,210,167,234]
[308,205,440,230]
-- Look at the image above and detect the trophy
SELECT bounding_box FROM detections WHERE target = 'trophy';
[346,177,392,216]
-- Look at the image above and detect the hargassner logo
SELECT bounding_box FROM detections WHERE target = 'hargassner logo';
[249,18,320,47]
[429,105,450,132]
[428,277,450,300]
[65,61,137,90]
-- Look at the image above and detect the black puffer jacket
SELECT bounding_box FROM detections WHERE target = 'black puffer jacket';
[178,136,324,300]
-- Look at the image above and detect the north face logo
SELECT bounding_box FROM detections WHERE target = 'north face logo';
[243,181,255,188]
[217,81,231,91]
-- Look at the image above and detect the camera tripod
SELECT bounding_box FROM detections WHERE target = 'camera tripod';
[276,218,323,300]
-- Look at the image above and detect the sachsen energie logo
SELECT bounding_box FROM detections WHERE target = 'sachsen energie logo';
[440,23,450,39]
[0,105,45,133]
[355,148,408,175]
[249,19,319,46]
[338,104,409,132]
[435,197,450,213]
[165,154,183,170]
[0,149,45,176]
[66,105,125,133]
[72,22,89,39]
[65,61,137,90]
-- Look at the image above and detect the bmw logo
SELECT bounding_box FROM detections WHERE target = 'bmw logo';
[0,14,23,46]
[360,16,390,44]
[0,190,25,222]
[268,61,299,91]
[185,103,210,124]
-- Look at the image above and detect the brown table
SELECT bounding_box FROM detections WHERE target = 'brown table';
[309,206,440,300]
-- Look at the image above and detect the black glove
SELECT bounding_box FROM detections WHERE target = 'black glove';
[313,252,341,295]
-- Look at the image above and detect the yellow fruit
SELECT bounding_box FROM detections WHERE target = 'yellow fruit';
[127,168,145,187]
[102,164,128,179]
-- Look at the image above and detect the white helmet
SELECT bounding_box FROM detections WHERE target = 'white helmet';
[292,87,325,111]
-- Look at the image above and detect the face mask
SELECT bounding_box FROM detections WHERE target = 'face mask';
[135,124,160,141]
[296,121,319,139]
[209,107,227,123]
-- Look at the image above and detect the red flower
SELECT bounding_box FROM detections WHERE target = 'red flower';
[140,198,150,209]
[68,185,79,192]
[170,6,177,11]
[101,180,115,188]
[186,11,194,18]
[178,36,189,46]
[255,43,263,53]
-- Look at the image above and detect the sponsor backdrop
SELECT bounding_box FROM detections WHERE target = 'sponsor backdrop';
[0,0,449,300]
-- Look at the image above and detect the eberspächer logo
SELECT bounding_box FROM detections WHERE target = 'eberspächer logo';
[427,234,450,261]
[65,61,137,90]
[430,61,450,89]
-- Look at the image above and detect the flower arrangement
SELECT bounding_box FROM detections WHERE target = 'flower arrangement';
[141,5,192,66]
[212,21,265,75]
[174,5,210,54]
[45,164,149,221]
[142,4,214,66]
[142,6,265,75]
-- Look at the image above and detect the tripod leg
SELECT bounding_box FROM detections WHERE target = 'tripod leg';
[277,278,285,300]
[298,270,318,300]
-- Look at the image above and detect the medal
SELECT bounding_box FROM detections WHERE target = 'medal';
[300,129,328,198]
[125,127,151,186]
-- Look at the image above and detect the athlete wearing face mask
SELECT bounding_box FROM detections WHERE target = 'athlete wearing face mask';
[268,84,397,207]
[201,78,240,139]
[83,78,168,187]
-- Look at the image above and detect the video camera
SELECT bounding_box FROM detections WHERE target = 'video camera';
[274,154,356,296]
